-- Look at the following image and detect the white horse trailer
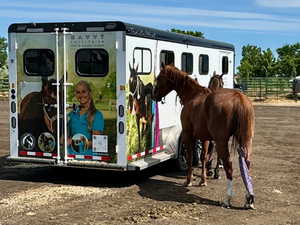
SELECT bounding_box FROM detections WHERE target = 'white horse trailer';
[7,21,234,171]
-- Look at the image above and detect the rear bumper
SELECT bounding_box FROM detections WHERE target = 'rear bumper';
[7,156,130,171]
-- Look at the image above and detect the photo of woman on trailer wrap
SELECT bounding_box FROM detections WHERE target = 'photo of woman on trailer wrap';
[67,80,104,153]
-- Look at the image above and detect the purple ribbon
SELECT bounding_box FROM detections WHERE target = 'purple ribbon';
[238,148,254,195]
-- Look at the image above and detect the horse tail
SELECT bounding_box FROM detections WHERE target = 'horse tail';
[232,93,255,160]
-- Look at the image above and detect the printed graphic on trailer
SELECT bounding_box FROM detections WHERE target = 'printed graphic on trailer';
[15,32,117,162]
[16,34,59,154]
[66,32,117,161]
[126,63,160,158]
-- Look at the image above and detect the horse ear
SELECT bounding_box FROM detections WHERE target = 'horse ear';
[129,62,132,71]
[213,71,216,76]
[135,64,139,72]
[160,62,165,70]
[220,74,224,78]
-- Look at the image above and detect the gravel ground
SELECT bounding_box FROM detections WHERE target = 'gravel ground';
[0,100,300,225]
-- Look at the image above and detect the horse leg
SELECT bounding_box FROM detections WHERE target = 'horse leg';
[182,136,194,187]
[238,141,255,209]
[206,141,214,177]
[199,140,210,186]
[213,157,221,179]
[217,142,233,208]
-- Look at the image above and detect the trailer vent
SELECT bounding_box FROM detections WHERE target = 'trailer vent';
[27,28,44,33]
[86,27,104,32]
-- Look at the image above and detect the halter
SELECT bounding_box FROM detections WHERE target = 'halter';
[42,96,58,133]
[130,75,142,100]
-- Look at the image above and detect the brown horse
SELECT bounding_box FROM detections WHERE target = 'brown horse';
[208,72,224,91]
[153,65,255,209]
[207,72,225,179]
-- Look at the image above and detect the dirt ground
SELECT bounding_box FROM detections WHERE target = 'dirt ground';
[0,99,300,225]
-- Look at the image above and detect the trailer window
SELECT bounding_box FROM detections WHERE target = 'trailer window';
[133,48,152,75]
[181,53,193,74]
[24,49,54,76]
[222,56,229,74]
[160,50,174,66]
[199,54,209,75]
[76,49,108,77]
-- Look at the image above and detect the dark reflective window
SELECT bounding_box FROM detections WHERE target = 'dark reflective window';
[199,54,209,75]
[181,53,193,74]
[76,49,108,77]
[160,50,175,66]
[222,56,229,74]
[24,49,55,76]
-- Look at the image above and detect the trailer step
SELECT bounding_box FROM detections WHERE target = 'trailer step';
[127,151,175,171]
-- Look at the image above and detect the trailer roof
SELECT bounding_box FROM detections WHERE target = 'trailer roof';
[8,21,234,51]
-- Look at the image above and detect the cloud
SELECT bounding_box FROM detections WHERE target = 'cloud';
[256,0,300,8]
[1,1,300,32]
[0,1,284,20]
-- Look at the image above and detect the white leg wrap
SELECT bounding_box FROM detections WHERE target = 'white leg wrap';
[227,179,233,197]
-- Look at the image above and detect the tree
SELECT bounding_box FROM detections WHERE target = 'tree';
[238,45,276,78]
[0,66,8,79]
[170,29,204,38]
[237,45,262,79]
[0,37,7,68]
[260,48,276,77]
[275,43,300,77]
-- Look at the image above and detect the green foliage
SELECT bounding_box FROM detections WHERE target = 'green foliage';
[170,29,204,38]
[0,37,7,68]
[237,45,276,79]
[276,43,300,77]
[0,66,8,79]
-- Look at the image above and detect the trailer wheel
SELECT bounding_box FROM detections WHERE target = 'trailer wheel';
[175,137,201,171]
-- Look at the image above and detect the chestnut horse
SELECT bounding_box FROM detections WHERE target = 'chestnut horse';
[208,72,224,91]
[207,72,225,179]
[153,65,255,209]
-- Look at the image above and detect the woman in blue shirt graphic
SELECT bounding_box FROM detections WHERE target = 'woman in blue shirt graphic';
[68,80,104,153]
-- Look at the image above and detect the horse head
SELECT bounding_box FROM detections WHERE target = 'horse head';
[153,64,177,102]
[42,78,57,105]
[208,72,224,91]
[129,63,139,95]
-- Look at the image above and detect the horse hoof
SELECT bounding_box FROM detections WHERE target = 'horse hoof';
[207,170,213,177]
[221,202,231,209]
[244,194,255,210]
[183,181,192,187]
[213,173,220,179]
[199,182,207,186]
[244,203,256,210]
[222,196,232,208]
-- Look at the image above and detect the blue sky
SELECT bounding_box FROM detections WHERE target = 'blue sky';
[1,0,300,70]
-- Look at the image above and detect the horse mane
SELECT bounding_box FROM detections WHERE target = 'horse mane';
[165,65,210,97]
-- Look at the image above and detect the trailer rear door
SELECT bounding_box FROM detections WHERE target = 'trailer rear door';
[11,28,118,165]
